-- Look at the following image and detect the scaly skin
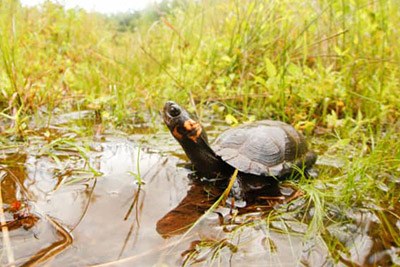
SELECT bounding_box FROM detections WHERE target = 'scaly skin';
[163,101,231,178]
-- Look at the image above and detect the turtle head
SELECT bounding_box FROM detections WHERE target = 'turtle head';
[163,101,207,144]
[163,101,228,177]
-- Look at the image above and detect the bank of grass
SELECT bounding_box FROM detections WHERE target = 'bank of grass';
[1,0,399,128]
[0,0,399,264]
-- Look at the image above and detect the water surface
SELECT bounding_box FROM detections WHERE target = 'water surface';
[0,130,398,266]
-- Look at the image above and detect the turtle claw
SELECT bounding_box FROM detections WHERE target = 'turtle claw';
[226,197,247,208]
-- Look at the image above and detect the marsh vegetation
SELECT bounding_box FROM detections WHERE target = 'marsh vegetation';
[0,0,399,266]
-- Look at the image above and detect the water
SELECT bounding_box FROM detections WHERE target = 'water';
[0,131,398,266]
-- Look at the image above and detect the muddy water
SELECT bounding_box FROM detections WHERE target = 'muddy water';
[0,135,312,266]
[1,137,188,266]
[0,133,398,266]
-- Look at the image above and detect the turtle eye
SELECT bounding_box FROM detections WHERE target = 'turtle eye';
[168,105,181,117]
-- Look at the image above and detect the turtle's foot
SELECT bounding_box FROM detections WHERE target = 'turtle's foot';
[225,197,246,208]
[225,178,247,208]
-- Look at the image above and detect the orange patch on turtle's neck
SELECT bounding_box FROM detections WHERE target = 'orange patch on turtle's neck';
[172,126,183,140]
[183,119,199,131]
[184,119,202,143]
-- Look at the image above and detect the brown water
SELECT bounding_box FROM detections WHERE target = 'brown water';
[1,130,399,266]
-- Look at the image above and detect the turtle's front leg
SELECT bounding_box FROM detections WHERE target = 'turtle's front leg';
[226,177,247,208]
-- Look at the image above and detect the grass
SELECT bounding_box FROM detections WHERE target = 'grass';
[128,145,145,186]
[1,0,399,128]
[0,0,399,265]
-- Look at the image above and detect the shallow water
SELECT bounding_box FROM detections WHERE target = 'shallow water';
[0,131,399,266]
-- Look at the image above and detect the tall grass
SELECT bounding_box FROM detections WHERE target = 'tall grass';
[0,0,398,129]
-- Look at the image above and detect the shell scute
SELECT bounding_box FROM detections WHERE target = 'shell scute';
[213,120,312,176]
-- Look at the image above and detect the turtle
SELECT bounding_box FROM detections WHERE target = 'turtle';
[163,101,317,202]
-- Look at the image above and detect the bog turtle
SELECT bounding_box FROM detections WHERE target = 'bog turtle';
[163,101,317,200]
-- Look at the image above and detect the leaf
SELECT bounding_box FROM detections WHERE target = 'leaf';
[333,46,349,56]
[264,57,277,77]
[326,110,344,129]
[287,63,301,76]
[253,75,266,86]
[221,55,231,62]
[225,114,238,125]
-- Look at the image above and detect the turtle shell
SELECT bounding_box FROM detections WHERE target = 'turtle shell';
[212,120,314,177]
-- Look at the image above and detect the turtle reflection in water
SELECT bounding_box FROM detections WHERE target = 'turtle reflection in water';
[163,101,317,206]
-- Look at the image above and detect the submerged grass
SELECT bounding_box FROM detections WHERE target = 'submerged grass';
[0,0,399,265]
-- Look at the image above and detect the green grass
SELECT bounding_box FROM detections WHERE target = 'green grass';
[1,0,398,128]
[0,0,399,265]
